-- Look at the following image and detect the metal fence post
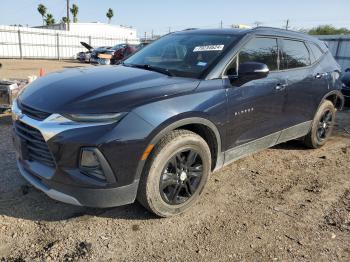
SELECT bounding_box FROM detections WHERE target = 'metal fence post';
[17,30,23,59]
[335,39,342,60]
[57,33,60,60]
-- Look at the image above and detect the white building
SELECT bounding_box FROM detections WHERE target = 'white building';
[0,22,139,60]
[34,22,137,40]
[231,24,252,29]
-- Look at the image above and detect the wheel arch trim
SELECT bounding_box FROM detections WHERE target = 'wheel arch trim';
[134,117,224,181]
[320,90,345,111]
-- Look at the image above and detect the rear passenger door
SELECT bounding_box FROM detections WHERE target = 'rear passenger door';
[279,39,325,127]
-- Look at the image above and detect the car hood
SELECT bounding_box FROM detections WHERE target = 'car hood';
[80,42,93,51]
[19,65,200,114]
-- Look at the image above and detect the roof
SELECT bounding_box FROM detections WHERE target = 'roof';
[175,28,250,36]
[176,27,320,43]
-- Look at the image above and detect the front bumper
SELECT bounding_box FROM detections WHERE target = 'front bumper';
[17,159,139,207]
[11,100,155,208]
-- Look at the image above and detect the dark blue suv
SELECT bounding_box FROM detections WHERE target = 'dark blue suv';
[12,27,344,217]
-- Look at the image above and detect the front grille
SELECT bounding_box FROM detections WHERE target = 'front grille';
[14,121,55,167]
[18,102,50,121]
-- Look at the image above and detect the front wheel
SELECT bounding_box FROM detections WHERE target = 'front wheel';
[137,130,211,217]
[304,100,336,149]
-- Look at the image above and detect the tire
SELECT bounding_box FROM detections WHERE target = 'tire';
[137,129,211,217]
[304,100,336,149]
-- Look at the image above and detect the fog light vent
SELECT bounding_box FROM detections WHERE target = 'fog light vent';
[80,148,106,181]
[81,149,100,168]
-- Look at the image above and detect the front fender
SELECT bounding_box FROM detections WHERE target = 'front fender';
[132,114,224,181]
[132,86,227,179]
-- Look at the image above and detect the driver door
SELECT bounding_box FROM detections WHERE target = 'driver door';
[223,37,288,155]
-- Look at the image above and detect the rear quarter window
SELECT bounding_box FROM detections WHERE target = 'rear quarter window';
[309,42,324,63]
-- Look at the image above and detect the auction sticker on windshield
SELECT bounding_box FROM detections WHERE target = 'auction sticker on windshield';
[193,45,224,52]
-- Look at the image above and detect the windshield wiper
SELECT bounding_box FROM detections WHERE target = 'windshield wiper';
[124,63,174,77]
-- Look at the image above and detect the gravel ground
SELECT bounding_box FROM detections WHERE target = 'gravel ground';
[0,59,90,79]
[0,60,349,261]
[0,109,349,261]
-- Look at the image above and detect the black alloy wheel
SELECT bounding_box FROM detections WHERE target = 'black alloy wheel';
[316,109,333,142]
[137,129,211,217]
[304,100,336,149]
[159,149,203,205]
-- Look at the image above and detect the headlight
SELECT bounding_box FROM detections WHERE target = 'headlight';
[64,112,127,123]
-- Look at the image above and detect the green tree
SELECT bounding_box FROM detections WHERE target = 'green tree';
[37,4,47,26]
[106,8,114,23]
[61,17,70,23]
[70,4,79,23]
[308,25,350,35]
[45,13,55,26]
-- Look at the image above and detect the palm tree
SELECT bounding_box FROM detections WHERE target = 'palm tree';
[45,13,55,26]
[37,4,47,26]
[106,8,114,24]
[70,4,79,23]
[61,17,70,24]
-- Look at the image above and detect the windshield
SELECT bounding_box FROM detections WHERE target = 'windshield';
[124,33,238,78]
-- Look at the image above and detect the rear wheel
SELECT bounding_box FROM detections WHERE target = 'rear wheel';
[304,100,336,149]
[137,130,211,217]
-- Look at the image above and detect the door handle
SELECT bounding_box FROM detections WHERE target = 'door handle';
[275,83,287,91]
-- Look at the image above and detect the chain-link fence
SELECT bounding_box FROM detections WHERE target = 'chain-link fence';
[0,25,140,60]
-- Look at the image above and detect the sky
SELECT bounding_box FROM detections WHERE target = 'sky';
[1,0,349,37]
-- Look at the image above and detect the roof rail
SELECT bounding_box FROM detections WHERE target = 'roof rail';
[253,26,288,31]
[183,28,199,31]
[252,26,306,34]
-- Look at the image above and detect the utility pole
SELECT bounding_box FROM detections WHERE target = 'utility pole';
[254,21,263,28]
[168,27,171,33]
[66,0,70,31]
[220,20,223,29]
[285,19,290,30]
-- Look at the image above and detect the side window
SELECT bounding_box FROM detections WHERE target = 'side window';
[238,37,279,71]
[309,42,324,63]
[281,39,311,69]
[225,57,238,76]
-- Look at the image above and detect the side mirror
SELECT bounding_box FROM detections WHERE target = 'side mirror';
[238,62,269,81]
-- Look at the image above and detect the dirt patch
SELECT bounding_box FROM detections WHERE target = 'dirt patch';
[324,190,350,232]
[0,59,90,80]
